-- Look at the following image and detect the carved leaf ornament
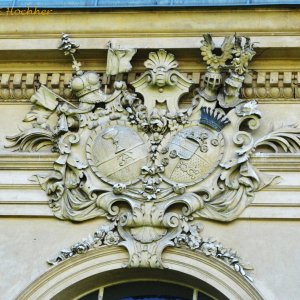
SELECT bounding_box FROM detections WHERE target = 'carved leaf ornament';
[6,34,300,281]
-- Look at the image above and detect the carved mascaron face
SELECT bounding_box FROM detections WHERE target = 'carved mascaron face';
[154,66,167,87]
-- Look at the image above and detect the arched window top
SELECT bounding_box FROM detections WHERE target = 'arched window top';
[77,281,216,300]
[17,247,263,300]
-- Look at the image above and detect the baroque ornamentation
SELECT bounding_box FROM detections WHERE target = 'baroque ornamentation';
[6,34,300,279]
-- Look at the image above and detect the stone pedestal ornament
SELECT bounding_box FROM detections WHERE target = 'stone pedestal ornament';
[6,34,300,281]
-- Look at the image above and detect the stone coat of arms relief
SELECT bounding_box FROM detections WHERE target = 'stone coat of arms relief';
[6,34,300,281]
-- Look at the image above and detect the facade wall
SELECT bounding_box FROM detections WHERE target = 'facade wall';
[0,8,300,300]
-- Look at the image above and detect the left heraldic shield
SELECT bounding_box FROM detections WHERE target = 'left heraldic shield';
[86,121,149,185]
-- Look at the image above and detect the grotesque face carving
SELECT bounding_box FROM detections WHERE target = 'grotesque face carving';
[155,66,167,87]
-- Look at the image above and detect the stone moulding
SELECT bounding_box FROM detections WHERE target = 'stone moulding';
[5,34,300,282]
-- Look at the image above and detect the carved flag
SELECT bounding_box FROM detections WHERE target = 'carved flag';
[106,46,137,76]
[30,85,59,111]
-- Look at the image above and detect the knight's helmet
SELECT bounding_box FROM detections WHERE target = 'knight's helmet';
[203,71,222,91]
[224,73,244,97]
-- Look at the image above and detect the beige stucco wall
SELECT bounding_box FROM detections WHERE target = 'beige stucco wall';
[0,8,300,300]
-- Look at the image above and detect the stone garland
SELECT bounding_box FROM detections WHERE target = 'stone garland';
[47,221,253,282]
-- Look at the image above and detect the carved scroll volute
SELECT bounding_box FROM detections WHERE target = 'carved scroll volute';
[96,192,204,268]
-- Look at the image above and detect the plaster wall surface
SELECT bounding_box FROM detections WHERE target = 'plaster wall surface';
[1,218,299,300]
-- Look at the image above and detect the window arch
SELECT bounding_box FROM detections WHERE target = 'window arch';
[17,247,263,300]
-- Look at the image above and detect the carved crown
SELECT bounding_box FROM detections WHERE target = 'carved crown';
[58,33,102,100]
[200,107,230,132]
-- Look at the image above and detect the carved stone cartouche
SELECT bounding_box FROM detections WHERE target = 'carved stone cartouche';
[6,34,300,280]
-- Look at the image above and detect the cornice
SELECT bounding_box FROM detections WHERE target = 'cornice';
[1,36,300,51]
[0,9,300,42]
[0,153,57,169]
[251,153,300,171]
